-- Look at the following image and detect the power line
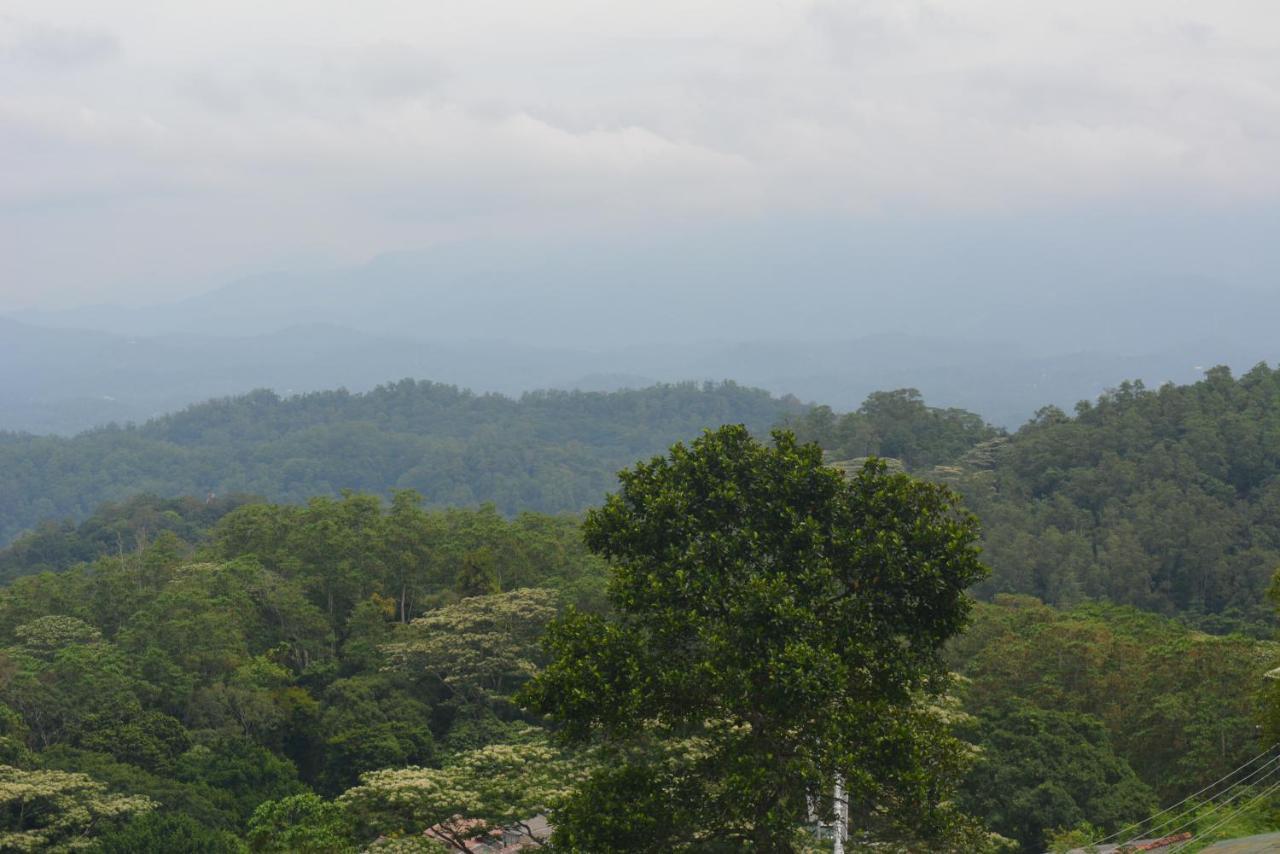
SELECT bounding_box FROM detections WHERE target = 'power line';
[1165,776,1280,853]
[1087,742,1280,848]
[1116,753,1280,847]
[1143,763,1280,846]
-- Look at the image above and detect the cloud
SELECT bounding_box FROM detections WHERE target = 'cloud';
[0,16,118,68]
[1,0,1279,306]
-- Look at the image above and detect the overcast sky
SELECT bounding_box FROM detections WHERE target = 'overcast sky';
[3,0,1279,311]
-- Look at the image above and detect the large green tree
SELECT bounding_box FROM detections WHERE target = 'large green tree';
[520,425,991,851]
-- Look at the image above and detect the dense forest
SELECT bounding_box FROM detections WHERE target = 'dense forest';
[788,364,1280,632]
[20,366,1280,628]
[0,495,256,585]
[0,494,607,850]
[2,493,1276,851]
[963,365,1280,628]
[949,596,1280,850]
[2,365,1280,850]
[0,380,800,545]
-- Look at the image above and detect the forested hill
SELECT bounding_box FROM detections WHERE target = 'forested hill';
[8,364,1280,629]
[0,380,801,546]
[959,364,1280,627]
[785,364,1280,629]
[5,367,1280,849]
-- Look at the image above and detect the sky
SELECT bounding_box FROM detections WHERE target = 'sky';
[2,0,1280,311]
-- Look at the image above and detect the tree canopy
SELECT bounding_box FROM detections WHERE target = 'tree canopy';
[954,364,1280,627]
[2,367,1280,849]
[521,425,991,850]
[784,387,1000,471]
[955,702,1156,852]
[0,380,801,547]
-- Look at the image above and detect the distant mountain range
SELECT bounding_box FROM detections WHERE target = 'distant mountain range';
[4,224,1277,432]
[0,312,1263,435]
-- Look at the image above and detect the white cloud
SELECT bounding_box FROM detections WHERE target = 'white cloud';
[0,15,119,68]
[1,0,1279,306]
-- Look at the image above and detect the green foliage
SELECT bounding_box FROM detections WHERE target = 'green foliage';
[521,425,990,850]
[0,380,800,549]
[384,588,559,701]
[0,705,33,766]
[787,367,1280,630]
[0,764,153,850]
[548,757,709,853]
[13,614,102,652]
[314,675,436,794]
[38,745,240,831]
[362,836,447,853]
[0,494,251,584]
[247,792,355,853]
[951,596,1280,804]
[338,598,396,676]
[0,624,142,750]
[956,703,1155,852]
[953,365,1280,625]
[338,731,581,849]
[97,811,247,853]
[785,389,1000,471]
[1045,823,1103,854]
[453,549,499,597]
[0,491,616,848]
[434,703,528,758]
[79,710,192,774]
[209,493,605,634]
[174,737,307,824]
[1158,797,1280,852]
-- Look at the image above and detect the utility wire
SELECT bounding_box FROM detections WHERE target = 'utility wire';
[1086,742,1280,848]
[1104,743,1279,843]
[1117,754,1280,847]
[1139,763,1280,850]
[1164,776,1280,853]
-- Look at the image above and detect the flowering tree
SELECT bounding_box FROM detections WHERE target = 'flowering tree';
[338,731,586,851]
[0,765,153,851]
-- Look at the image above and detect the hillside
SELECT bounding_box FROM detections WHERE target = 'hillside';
[3,450,1277,852]
[10,364,1280,629]
[11,364,1280,628]
[949,595,1280,851]
[958,364,1280,628]
[0,380,801,546]
[4,369,1280,849]
[5,312,1256,436]
[786,364,1280,629]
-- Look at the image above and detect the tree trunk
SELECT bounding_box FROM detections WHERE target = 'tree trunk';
[833,775,846,854]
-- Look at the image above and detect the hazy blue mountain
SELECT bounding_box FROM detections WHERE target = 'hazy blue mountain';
[0,317,598,434]
[5,217,1277,432]
[14,216,1278,353]
[1,313,1272,434]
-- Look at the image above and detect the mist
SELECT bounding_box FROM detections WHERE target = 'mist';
[5,207,1278,433]
[3,0,1279,432]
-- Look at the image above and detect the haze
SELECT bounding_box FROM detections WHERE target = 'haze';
[2,1,1279,430]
